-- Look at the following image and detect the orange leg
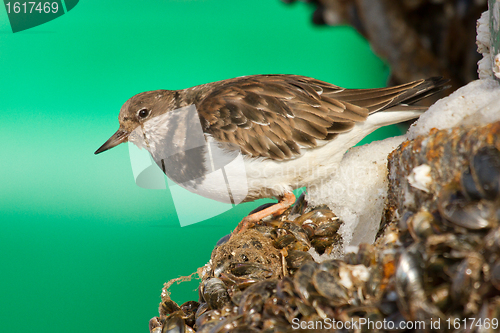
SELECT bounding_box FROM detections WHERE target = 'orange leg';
[233,192,296,234]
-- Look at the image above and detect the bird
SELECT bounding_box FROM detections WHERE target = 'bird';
[95,74,448,231]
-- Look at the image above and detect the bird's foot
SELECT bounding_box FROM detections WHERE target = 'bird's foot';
[232,192,296,235]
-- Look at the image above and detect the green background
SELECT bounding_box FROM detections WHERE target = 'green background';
[0,1,394,332]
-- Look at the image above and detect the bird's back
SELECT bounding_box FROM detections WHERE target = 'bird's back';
[186,74,448,161]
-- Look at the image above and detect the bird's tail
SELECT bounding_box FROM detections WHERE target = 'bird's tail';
[389,76,450,107]
[365,77,451,127]
[328,77,450,115]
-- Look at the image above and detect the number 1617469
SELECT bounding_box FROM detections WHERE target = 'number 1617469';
[5,2,59,14]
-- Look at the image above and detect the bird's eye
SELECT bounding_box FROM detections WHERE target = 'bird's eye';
[137,108,150,119]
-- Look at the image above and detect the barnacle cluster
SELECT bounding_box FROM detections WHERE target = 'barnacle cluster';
[150,127,500,332]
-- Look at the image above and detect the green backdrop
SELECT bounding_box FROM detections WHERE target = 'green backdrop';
[0,1,394,332]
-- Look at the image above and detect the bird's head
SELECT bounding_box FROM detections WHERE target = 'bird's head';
[94,90,177,154]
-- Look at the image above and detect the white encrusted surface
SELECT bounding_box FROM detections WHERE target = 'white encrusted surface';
[307,136,406,247]
[477,10,492,79]
[408,79,500,139]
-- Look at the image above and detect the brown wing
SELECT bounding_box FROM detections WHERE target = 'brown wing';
[195,74,433,160]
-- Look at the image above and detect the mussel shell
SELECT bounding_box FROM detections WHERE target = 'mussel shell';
[484,227,500,256]
[314,221,340,237]
[407,208,439,241]
[238,280,278,315]
[471,146,500,200]
[301,224,315,239]
[162,313,186,333]
[450,253,483,303]
[180,301,199,327]
[262,317,291,333]
[311,236,335,253]
[239,293,264,316]
[213,261,230,278]
[240,279,278,300]
[149,317,161,333]
[395,245,426,315]
[276,276,295,299]
[475,299,500,332]
[296,302,316,317]
[294,208,337,226]
[317,259,342,274]
[215,234,231,247]
[273,233,296,249]
[226,324,261,333]
[285,250,314,270]
[194,309,220,329]
[293,261,318,302]
[311,270,348,303]
[289,191,307,216]
[160,299,181,316]
[219,271,259,289]
[262,296,288,322]
[230,262,272,277]
[194,319,219,333]
[180,300,199,312]
[280,221,311,248]
[207,314,242,333]
[194,302,208,321]
[396,246,445,321]
[220,304,238,317]
[438,182,498,230]
[202,278,231,310]
[230,262,273,278]
[460,166,483,201]
[491,262,500,291]
[366,264,383,297]
[254,226,277,240]
[230,288,243,306]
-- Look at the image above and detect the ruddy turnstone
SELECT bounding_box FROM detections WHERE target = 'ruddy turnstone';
[95,74,448,229]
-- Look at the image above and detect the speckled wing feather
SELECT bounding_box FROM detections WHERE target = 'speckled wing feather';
[195,75,447,160]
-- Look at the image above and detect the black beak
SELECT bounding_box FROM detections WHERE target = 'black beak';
[94,129,130,155]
